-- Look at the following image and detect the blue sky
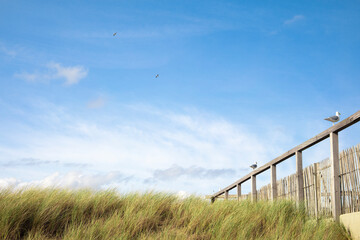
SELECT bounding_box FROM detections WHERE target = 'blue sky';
[0,0,359,195]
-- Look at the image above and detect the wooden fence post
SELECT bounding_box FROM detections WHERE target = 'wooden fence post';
[225,190,229,200]
[251,175,257,202]
[296,151,304,203]
[237,184,241,201]
[211,197,215,203]
[314,163,318,218]
[271,164,277,201]
[330,132,341,221]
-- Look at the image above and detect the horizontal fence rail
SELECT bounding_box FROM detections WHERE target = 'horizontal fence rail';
[210,110,360,221]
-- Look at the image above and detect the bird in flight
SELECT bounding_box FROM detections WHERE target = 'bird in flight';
[324,112,341,126]
[113,32,117,36]
[250,162,257,170]
[155,74,159,78]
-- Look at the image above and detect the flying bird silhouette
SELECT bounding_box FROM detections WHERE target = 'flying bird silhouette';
[324,112,341,126]
[250,162,257,170]
[155,74,159,78]
[113,32,117,36]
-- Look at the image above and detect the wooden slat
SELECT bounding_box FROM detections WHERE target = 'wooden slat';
[339,152,345,213]
[296,151,304,202]
[237,184,241,202]
[345,150,351,212]
[348,148,357,212]
[251,175,257,202]
[212,110,360,199]
[271,165,277,201]
[314,163,319,217]
[330,132,341,221]
[354,146,360,212]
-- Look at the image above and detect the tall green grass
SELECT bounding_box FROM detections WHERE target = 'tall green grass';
[0,188,351,239]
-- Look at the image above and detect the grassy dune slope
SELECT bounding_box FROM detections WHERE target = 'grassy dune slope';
[0,188,351,239]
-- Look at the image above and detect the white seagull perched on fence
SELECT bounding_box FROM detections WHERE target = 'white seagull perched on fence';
[250,162,257,170]
[324,112,341,125]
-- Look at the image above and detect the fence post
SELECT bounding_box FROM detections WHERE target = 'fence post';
[211,197,215,204]
[271,164,277,201]
[225,190,229,200]
[330,131,341,221]
[251,175,257,202]
[314,163,318,218]
[237,183,241,201]
[296,151,304,203]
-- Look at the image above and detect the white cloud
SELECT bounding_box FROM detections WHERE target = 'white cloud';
[15,62,88,85]
[87,97,106,109]
[284,15,305,25]
[0,44,17,57]
[0,171,126,190]
[176,190,191,200]
[47,63,88,85]
[0,178,19,189]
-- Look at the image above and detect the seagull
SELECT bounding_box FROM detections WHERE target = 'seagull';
[113,32,117,36]
[250,162,257,170]
[155,74,159,78]
[324,112,341,126]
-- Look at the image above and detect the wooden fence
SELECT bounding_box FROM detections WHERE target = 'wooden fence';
[208,144,360,218]
[210,110,360,221]
[253,144,360,216]
[340,145,360,214]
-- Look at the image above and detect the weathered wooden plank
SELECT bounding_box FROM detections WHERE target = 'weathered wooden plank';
[340,149,350,213]
[330,132,341,221]
[296,151,304,203]
[271,164,277,201]
[251,175,257,202]
[314,163,318,218]
[354,146,360,212]
[348,148,358,212]
[225,190,229,200]
[339,152,345,212]
[303,167,308,209]
[237,184,241,202]
[212,110,360,199]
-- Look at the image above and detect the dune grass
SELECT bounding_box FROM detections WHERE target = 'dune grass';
[0,188,351,239]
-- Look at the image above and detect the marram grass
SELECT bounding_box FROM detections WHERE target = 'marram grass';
[0,188,351,239]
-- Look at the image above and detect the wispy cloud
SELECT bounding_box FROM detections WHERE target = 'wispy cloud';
[64,16,228,40]
[269,14,305,35]
[87,97,106,109]
[0,43,17,57]
[1,158,89,168]
[15,62,88,85]
[150,164,239,181]
[1,158,59,167]
[284,15,305,25]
